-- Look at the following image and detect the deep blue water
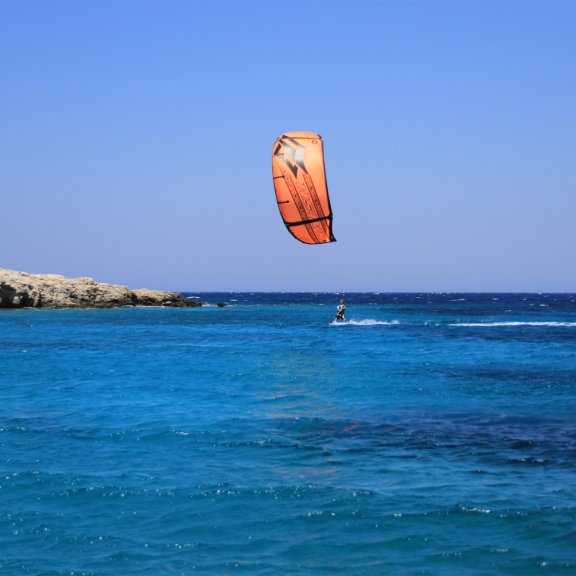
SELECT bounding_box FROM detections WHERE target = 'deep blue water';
[1,293,575,575]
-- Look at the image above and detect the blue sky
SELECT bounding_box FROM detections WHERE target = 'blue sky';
[2,0,575,292]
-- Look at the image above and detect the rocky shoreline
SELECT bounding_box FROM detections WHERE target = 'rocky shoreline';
[0,269,202,309]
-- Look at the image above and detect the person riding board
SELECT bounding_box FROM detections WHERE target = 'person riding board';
[335,299,347,322]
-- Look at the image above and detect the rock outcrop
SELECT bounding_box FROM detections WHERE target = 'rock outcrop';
[0,269,202,309]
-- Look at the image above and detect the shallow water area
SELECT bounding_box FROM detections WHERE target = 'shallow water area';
[1,293,575,575]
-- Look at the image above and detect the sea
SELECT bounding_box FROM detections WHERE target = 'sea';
[1,293,575,575]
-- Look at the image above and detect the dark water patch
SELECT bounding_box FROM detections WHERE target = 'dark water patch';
[256,414,576,471]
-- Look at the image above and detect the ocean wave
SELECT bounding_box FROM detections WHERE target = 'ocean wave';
[449,322,576,327]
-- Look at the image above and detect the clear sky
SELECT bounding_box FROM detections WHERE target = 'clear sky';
[2,0,575,292]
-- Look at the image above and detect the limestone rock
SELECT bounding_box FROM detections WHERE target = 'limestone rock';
[0,268,202,309]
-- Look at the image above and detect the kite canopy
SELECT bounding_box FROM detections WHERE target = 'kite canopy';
[272,132,335,245]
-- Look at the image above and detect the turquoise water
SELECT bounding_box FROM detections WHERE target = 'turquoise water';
[1,293,575,575]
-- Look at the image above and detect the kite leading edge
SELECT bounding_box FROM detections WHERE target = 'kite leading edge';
[272,132,336,245]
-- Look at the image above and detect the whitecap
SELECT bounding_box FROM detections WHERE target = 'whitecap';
[449,321,576,327]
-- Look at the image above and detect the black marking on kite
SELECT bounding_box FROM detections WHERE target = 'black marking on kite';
[274,137,307,178]
[285,215,332,228]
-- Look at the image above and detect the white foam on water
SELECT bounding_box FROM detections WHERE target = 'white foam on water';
[450,321,576,327]
[330,319,400,327]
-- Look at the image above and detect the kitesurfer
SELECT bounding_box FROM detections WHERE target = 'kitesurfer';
[335,299,346,322]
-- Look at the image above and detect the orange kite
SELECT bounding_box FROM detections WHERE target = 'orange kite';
[272,132,335,244]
